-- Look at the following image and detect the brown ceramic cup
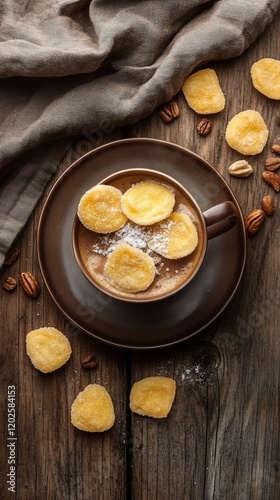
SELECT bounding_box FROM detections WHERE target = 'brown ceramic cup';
[72,168,238,303]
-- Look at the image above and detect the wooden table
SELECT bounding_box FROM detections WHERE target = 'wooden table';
[1,10,280,500]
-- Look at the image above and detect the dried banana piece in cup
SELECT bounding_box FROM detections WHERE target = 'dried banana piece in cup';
[147,212,198,259]
[182,68,225,114]
[251,58,280,100]
[77,184,127,233]
[121,180,175,225]
[104,242,156,292]
[130,376,176,418]
[26,327,72,373]
[225,110,269,155]
[71,384,115,432]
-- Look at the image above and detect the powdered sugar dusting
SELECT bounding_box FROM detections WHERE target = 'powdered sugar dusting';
[91,221,150,256]
[83,193,202,296]
[146,219,174,255]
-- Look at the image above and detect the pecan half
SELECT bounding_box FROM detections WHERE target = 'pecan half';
[19,271,41,298]
[261,195,275,216]
[159,99,180,123]
[81,353,98,369]
[228,160,253,178]
[3,277,17,291]
[245,209,266,236]
[262,171,280,191]
[196,117,212,136]
[3,248,20,267]
[271,144,280,154]
[265,157,280,171]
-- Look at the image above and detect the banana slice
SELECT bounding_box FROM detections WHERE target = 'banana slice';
[182,68,225,114]
[251,58,280,99]
[147,212,198,259]
[130,376,176,418]
[121,181,175,225]
[71,384,115,432]
[77,184,128,233]
[225,110,269,155]
[104,242,156,292]
[26,327,72,373]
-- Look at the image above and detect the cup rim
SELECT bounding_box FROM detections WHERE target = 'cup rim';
[72,168,208,303]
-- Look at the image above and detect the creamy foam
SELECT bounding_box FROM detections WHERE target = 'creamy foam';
[74,173,206,301]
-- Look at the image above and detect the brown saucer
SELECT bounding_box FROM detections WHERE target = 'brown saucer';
[37,138,246,350]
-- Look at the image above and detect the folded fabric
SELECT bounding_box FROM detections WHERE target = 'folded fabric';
[0,0,279,266]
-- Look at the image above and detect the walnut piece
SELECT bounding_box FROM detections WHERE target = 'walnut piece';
[3,248,20,267]
[81,353,98,370]
[159,99,180,123]
[245,209,266,236]
[228,160,253,178]
[3,277,17,291]
[262,171,280,191]
[265,157,280,171]
[196,117,212,136]
[271,144,280,154]
[261,195,276,216]
[19,271,41,298]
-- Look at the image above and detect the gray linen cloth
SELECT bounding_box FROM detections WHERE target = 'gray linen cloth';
[0,0,279,266]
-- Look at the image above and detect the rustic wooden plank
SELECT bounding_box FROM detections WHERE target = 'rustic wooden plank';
[1,9,280,500]
[129,10,280,500]
[1,133,129,500]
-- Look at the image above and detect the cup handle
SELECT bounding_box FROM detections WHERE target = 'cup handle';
[203,201,238,240]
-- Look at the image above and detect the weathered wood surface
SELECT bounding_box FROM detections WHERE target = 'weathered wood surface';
[1,10,280,500]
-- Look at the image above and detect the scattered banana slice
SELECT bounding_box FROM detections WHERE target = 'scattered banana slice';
[147,212,198,259]
[182,68,225,114]
[104,242,156,292]
[130,376,176,418]
[77,184,128,233]
[26,327,72,373]
[121,181,175,225]
[71,384,115,432]
[225,110,269,155]
[251,58,280,99]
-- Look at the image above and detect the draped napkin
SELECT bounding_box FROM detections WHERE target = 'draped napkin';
[0,0,280,266]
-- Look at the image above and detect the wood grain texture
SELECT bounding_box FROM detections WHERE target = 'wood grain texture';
[129,11,280,500]
[1,10,280,500]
